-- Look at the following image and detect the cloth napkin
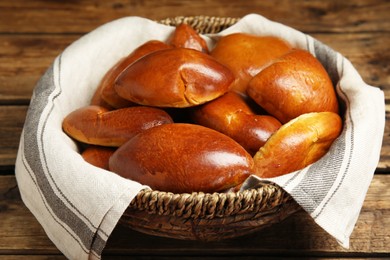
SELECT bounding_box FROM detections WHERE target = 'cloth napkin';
[15,14,385,259]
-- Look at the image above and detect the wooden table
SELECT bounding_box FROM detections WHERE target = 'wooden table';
[1,0,389,258]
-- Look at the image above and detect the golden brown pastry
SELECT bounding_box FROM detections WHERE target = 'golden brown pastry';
[168,23,209,53]
[109,123,253,193]
[81,146,115,170]
[114,48,234,107]
[192,92,281,155]
[62,105,173,147]
[247,49,339,124]
[90,83,114,110]
[210,33,292,95]
[92,40,172,109]
[253,112,342,178]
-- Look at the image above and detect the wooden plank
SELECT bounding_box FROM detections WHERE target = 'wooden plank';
[0,34,80,105]
[0,175,61,255]
[0,32,389,105]
[0,174,388,257]
[316,33,390,92]
[0,0,389,34]
[380,104,390,170]
[0,106,27,167]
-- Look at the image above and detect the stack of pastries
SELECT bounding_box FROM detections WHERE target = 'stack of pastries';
[62,24,342,193]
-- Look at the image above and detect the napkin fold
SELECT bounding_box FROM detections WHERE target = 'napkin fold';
[15,14,385,259]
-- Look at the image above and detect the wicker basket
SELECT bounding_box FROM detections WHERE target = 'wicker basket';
[119,16,302,241]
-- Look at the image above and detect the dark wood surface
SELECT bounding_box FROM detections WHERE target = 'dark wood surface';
[0,0,389,258]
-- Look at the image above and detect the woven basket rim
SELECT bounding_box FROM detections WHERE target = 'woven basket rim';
[158,15,241,34]
[128,181,293,219]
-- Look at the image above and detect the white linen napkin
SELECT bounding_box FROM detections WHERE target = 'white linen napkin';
[15,14,385,259]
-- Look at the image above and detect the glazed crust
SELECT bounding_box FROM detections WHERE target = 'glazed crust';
[253,112,342,178]
[62,105,173,147]
[109,123,253,193]
[114,48,234,107]
[211,33,292,95]
[247,49,339,123]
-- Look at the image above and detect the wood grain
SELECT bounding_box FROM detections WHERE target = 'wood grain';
[0,176,60,254]
[0,0,389,34]
[0,34,80,105]
[0,106,27,168]
[0,174,388,257]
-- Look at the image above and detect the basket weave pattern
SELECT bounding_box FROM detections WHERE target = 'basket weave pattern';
[159,16,240,34]
[119,16,301,241]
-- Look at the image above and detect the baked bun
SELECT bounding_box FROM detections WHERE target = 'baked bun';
[90,84,114,110]
[192,91,281,155]
[92,40,172,109]
[168,23,209,53]
[81,146,115,170]
[247,49,339,123]
[253,112,342,178]
[62,105,173,147]
[210,33,291,95]
[109,123,253,193]
[114,48,234,107]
